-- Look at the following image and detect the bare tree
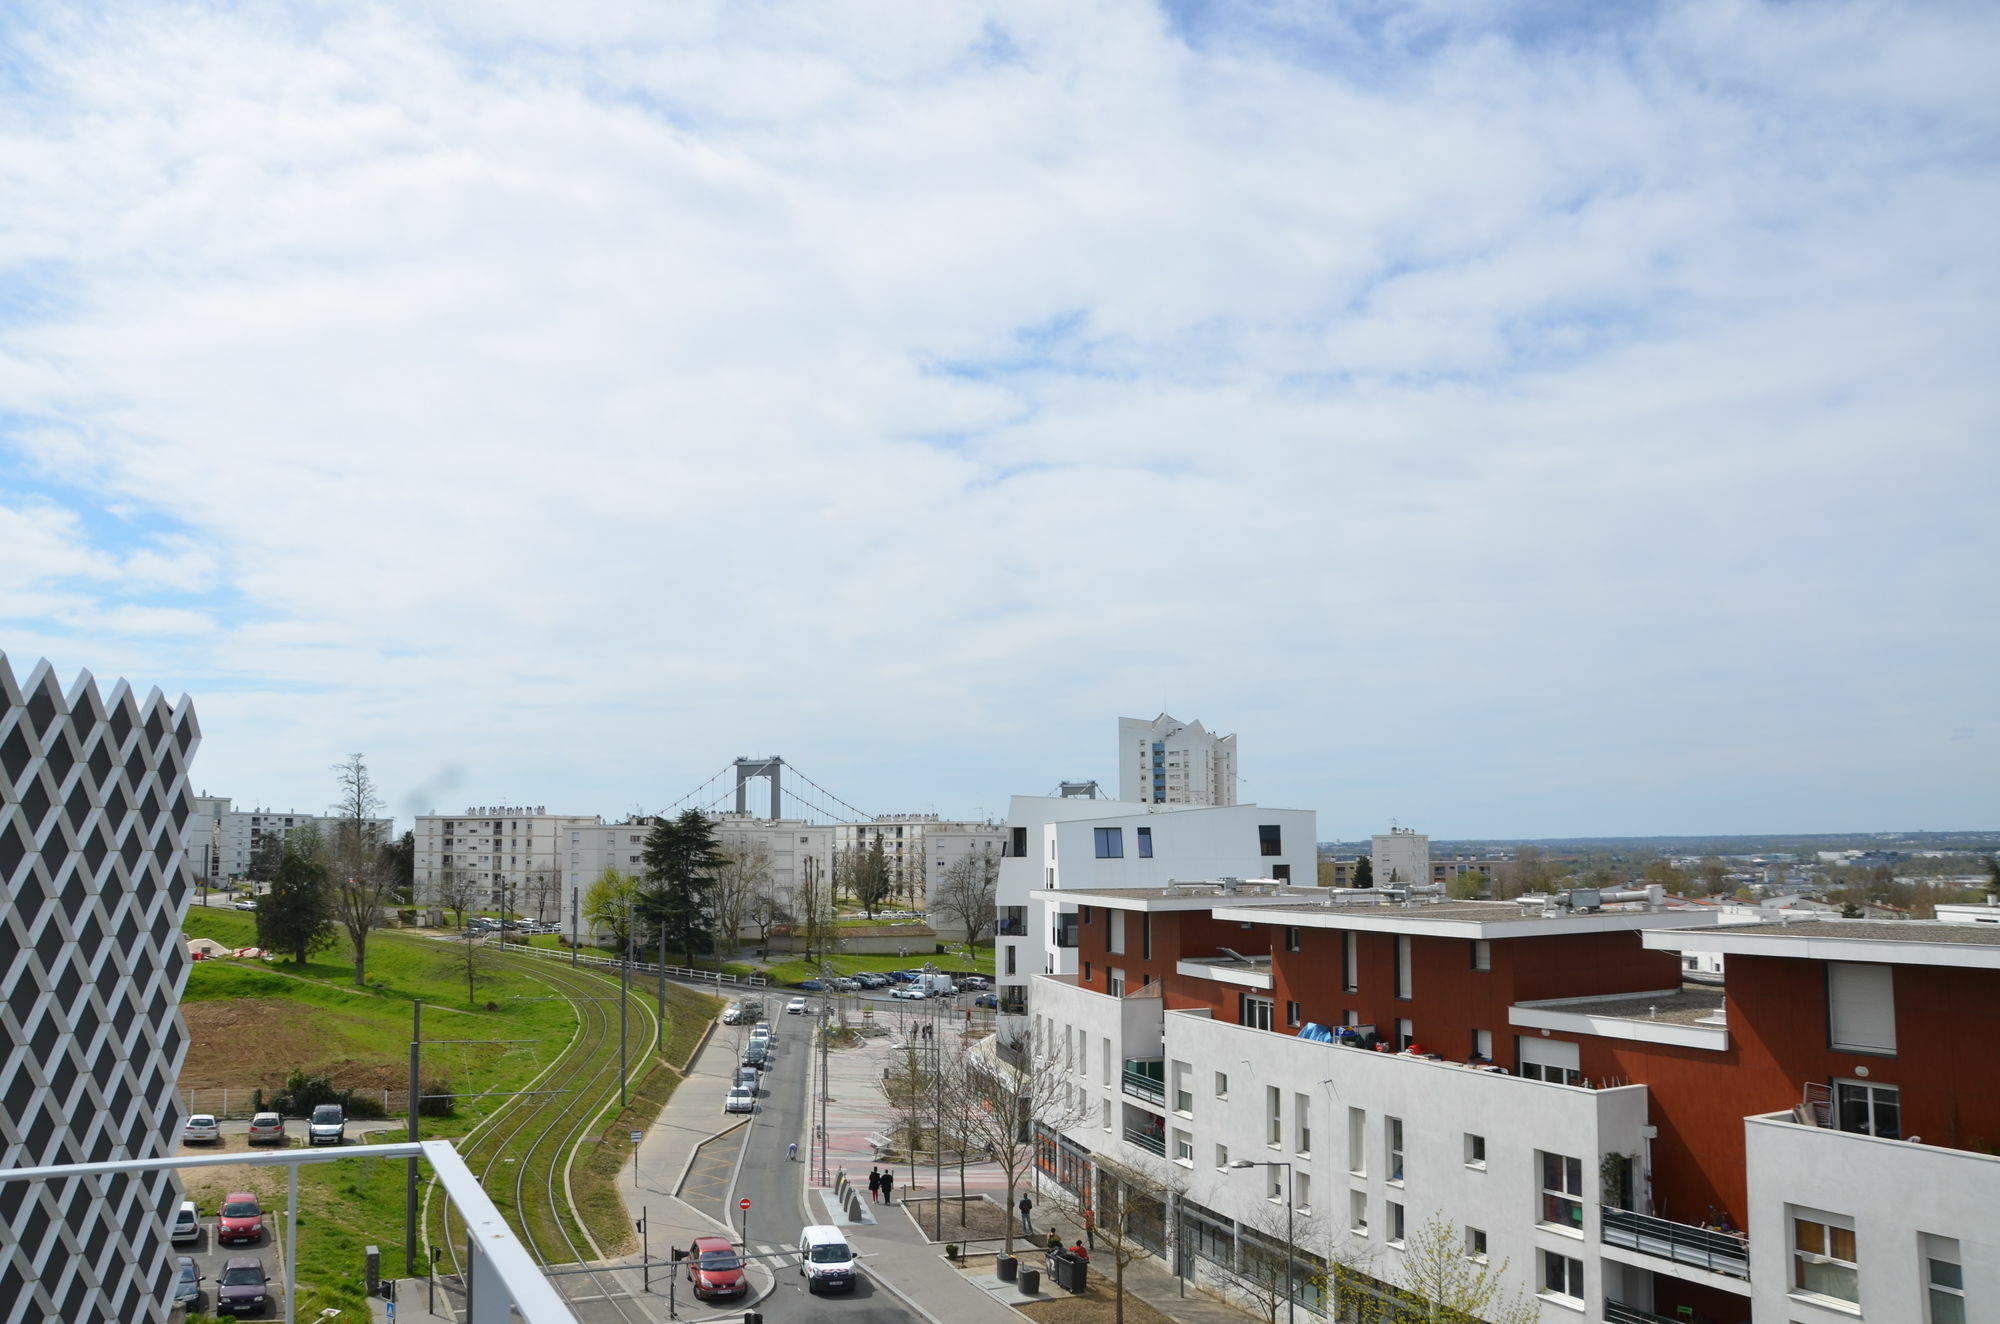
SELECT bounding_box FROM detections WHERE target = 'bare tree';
[1218,1182,1338,1324]
[435,865,481,930]
[448,913,495,1006]
[1342,1211,1535,1324]
[748,877,793,953]
[793,855,835,962]
[711,840,772,960]
[521,866,561,922]
[1038,1151,1188,1324]
[934,846,1000,946]
[327,754,393,987]
[902,841,929,910]
[946,1021,1090,1259]
[851,838,894,918]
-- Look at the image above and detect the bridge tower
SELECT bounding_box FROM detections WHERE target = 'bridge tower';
[733,757,784,819]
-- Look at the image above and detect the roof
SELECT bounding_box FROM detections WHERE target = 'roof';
[1520,986,1726,1026]
[1644,918,2000,969]
[1213,897,1722,939]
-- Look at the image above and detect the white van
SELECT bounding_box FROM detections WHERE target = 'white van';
[798,1224,856,1293]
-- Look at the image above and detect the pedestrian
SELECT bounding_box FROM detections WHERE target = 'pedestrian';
[1070,1240,1090,1263]
[788,1141,798,1162]
[1019,1192,1034,1234]
[1084,1211,1095,1251]
[868,1167,881,1202]
[881,1170,895,1205]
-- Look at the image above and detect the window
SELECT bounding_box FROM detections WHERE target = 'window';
[1268,1087,1283,1147]
[1343,932,1359,993]
[1386,1118,1404,1182]
[1241,995,1274,1031]
[1471,939,1491,971]
[1396,1018,1414,1051]
[1925,1233,1964,1324]
[1295,1094,1311,1154]
[1791,1210,1858,1304]
[1173,1062,1194,1114]
[1465,1227,1487,1261]
[1011,826,1028,856]
[1472,1028,1493,1061]
[1102,1098,1111,1129]
[1348,1108,1366,1174]
[1103,1041,1112,1085]
[1258,824,1282,857]
[1835,1079,1900,1139]
[1395,935,1413,999]
[1285,926,1301,952]
[1108,910,1126,954]
[1174,1130,1193,1163]
[1349,1191,1368,1234]
[1272,864,1291,881]
[1142,914,1152,960]
[1109,968,1126,997]
[1136,826,1152,858]
[1094,827,1124,858]
[1464,1134,1486,1168]
[1286,1000,1302,1028]
[1215,1144,1230,1170]
[1215,1071,1229,1099]
[1541,1251,1584,1300]
[1005,946,1017,975]
[1295,1173,1311,1215]
[1083,961,1092,984]
[1388,1201,1405,1245]
[1827,961,1897,1055]
[1539,1152,1584,1229]
[1518,1036,1582,1085]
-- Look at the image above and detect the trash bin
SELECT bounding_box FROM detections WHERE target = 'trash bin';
[1048,1252,1073,1291]
[1069,1259,1089,1293]
[996,1255,1018,1282]
[1019,1268,1041,1294]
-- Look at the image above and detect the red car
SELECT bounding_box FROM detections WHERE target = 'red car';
[217,1193,264,1246]
[686,1235,745,1300]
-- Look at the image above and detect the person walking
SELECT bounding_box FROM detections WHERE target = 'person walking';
[881,1170,895,1205]
[787,1141,798,1162]
[867,1167,881,1203]
[1019,1192,1034,1234]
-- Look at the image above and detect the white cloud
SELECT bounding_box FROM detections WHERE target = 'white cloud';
[0,0,1994,835]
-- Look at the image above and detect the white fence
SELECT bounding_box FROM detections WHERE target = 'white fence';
[505,943,770,988]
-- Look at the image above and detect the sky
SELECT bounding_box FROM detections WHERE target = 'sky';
[1,0,1996,840]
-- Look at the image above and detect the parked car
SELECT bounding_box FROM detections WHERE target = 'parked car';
[687,1235,747,1299]
[182,1113,220,1145]
[739,1000,765,1019]
[972,993,998,1008]
[217,1193,264,1246]
[721,1004,745,1025]
[748,1023,772,1042]
[173,1256,204,1308]
[799,1224,857,1293]
[246,1112,286,1146]
[958,975,991,989]
[742,1042,767,1070]
[891,984,928,1000]
[216,1256,271,1315]
[785,997,808,1015]
[854,973,890,989]
[796,979,825,991]
[887,969,920,983]
[233,900,257,912]
[307,1103,345,1147]
[170,1200,200,1245]
[724,1087,756,1114]
[734,1067,759,1092]
[827,977,856,992]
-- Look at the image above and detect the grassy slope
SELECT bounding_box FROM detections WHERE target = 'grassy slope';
[763,941,995,985]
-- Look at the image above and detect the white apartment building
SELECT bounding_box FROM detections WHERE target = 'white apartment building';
[835,813,997,904]
[1371,827,1430,889]
[1118,713,1239,806]
[562,814,834,942]
[184,795,393,881]
[993,795,1317,1035]
[416,806,602,914]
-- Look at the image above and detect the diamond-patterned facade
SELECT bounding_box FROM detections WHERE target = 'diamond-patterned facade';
[1,653,199,1324]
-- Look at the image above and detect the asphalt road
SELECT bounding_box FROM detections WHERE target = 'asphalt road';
[171,1194,286,1319]
[695,1011,922,1324]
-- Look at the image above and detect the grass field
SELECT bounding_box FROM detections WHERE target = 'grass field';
[763,942,995,985]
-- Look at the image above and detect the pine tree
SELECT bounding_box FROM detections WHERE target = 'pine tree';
[1353,856,1374,888]
[640,810,723,964]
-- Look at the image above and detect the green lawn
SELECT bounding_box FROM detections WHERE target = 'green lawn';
[763,942,994,986]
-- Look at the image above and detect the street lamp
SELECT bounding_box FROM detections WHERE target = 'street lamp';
[1227,1158,1295,1324]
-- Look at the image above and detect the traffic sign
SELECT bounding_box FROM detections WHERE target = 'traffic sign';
[629,1131,643,1143]
[739,1197,752,1211]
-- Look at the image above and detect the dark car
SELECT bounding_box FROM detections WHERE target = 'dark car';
[173,1256,204,1308]
[216,1256,271,1315]
[973,993,998,1008]
[887,969,918,983]
[796,979,825,991]
[687,1235,747,1299]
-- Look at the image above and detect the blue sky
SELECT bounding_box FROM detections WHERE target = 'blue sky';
[1,0,1995,837]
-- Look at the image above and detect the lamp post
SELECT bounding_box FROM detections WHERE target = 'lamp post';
[1227,1158,1295,1324]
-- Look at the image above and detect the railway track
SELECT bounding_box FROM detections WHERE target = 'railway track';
[424,954,661,1322]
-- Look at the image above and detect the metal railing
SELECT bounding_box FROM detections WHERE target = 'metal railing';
[1123,1126,1167,1157]
[506,942,768,987]
[1602,1207,1749,1280]
[1121,1061,1166,1105]
[1604,1302,1683,1324]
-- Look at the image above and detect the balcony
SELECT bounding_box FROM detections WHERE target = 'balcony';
[1604,1304,1683,1324]
[1121,1059,1165,1105]
[1601,1208,1748,1281]
[1123,1125,1166,1157]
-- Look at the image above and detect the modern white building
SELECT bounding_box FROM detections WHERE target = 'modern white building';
[1,654,201,1324]
[1118,713,1239,806]
[415,806,602,914]
[993,794,1317,1038]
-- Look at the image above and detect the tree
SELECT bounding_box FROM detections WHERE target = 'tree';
[256,825,336,963]
[584,868,640,950]
[326,753,393,987]
[748,885,793,953]
[435,865,481,931]
[1042,1151,1187,1324]
[380,829,416,905]
[521,866,561,923]
[246,833,283,885]
[850,837,894,918]
[1445,869,1487,901]
[1353,856,1374,889]
[934,847,1000,946]
[1697,856,1730,896]
[1640,857,1689,894]
[1987,855,2000,898]
[448,912,493,1006]
[793,855,835,961]
[1349,1211,1536,1324]
[1224,1190,1335,1324]
[947,1021,1090,1259]
[711,841,773,959]
[1501,845,1562,897]
[640,810,722,964]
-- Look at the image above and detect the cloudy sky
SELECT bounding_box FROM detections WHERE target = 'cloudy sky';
[2,0,1995,839]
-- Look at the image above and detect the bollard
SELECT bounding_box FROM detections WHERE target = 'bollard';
[365,1245,380,1298]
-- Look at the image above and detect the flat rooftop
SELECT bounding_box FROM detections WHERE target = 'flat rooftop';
[1213,896,1722,938]
[1714,920,2000,945]
[1522,986,1726,1026]
[1645,918,2000,969]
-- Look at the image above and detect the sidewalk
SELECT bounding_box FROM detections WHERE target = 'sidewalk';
[808,1025,1260,1324]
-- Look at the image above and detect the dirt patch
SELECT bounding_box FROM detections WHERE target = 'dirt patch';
[949,1253,1176,1324]
[178,999,401,1091]
[900,1195,1010,1244]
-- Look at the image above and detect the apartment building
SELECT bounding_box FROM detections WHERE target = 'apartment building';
[1118,713,1238,806]
[1024,885,2000,1324]
[415,806,601,913]
[834,813,995,904]
[182,795,392,882]
[1,655,200,1324]
[559,814,834,942]
[993,795,1317,1039]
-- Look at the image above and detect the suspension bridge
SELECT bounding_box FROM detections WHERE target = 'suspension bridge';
[657,756,873,824]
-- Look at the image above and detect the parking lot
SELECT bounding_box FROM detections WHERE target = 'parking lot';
[170,1129,295,1318]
